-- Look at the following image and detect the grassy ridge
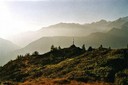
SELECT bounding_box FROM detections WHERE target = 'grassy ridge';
[0,45,128,85]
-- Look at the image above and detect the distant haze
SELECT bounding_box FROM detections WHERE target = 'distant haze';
[0,0,128,38]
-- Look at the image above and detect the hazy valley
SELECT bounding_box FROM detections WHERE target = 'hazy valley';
[1,16,128,66]
[1,16,128,85]
[6,16,128,62]
[8,16,128,47]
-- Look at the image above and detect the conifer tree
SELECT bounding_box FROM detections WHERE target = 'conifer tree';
[58,46,61,50]
[109,46,111,50]
[99,45,103,50]
[88,46,93,51]
[51,45,55,51]
[82,44,86,52]
[32,51,39,56]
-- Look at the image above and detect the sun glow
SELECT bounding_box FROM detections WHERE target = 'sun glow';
[0,2,31,39]
[0,2,14,38]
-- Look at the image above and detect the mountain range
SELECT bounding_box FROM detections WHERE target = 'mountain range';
[13,19,128,57]
[1,16,128,66]
[8,16,128,47]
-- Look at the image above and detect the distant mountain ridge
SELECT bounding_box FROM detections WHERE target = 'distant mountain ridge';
[0,38,19,66]
[8,16,128,47]
[84,21,128,48]
[2,16,128,66]
[12,19,128,56]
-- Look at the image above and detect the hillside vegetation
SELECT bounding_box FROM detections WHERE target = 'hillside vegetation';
[0,45,128,85]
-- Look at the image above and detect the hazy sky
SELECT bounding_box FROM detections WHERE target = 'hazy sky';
[0,0,128,38]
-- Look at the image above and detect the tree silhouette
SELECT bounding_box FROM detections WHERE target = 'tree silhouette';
[32,51,39,56]
[99,45,103,50]
[51,45,57,51]
[51,45,55,51]
[25,53,30,57]
[109,46,111,50]
[58,46,61,50]
[88,46,93,51]
[17,55,23,59]
[82,44,86,52]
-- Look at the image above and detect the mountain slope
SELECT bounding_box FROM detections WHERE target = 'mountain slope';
[8,21,110,47]
[84,22,128,48]
[8,16,128,47]
[0,38,19,66]
[13,21,128,57]
[0,45,128,85]
[108,16,128,28]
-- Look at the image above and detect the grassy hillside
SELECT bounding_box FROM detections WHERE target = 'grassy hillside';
[0,45,128,85]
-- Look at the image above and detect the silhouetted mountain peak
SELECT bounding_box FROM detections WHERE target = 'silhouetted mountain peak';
[113,16,128,24]
[48,22,82,29]
[98,19,107,23]
[91,19,108,25]
[120,16,128,21]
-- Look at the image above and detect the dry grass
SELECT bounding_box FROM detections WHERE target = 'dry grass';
[18,78,113,85]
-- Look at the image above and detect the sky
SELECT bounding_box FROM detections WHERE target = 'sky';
[0,0,128,38]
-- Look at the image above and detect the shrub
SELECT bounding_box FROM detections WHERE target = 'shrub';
[32,51,39,56]
[115,70,128,85]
